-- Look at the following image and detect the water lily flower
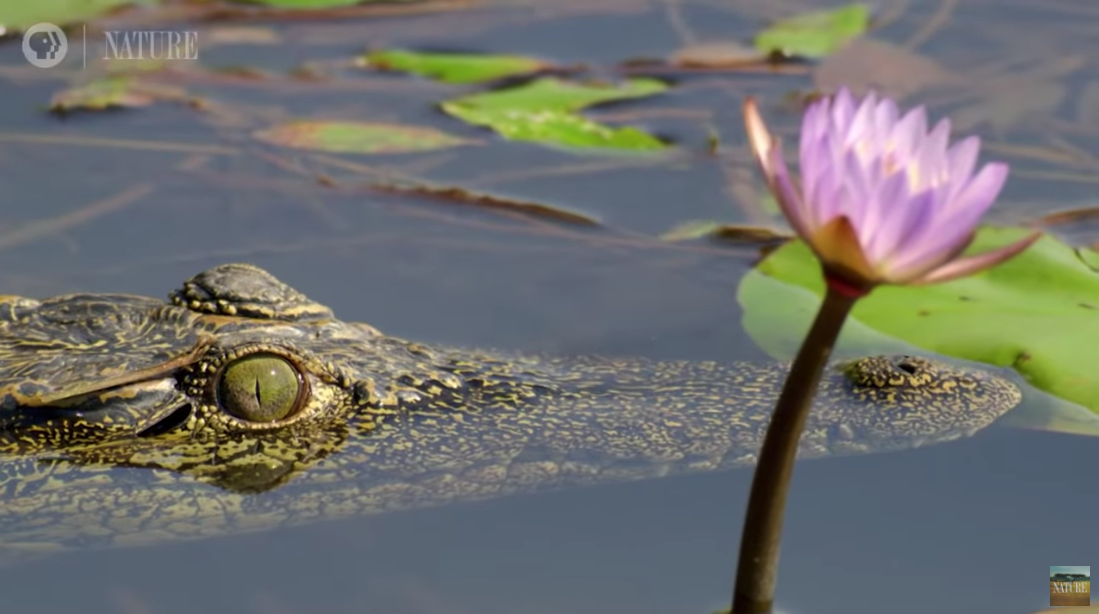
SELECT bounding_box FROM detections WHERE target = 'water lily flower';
[730,88,1042,614]
[743,87,1039,296]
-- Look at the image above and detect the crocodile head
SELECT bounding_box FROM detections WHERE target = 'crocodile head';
[0,263,1021,554]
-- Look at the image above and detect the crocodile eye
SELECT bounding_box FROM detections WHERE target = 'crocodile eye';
[217,354,306,423]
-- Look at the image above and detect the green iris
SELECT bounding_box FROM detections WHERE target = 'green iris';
[218,354,302,423]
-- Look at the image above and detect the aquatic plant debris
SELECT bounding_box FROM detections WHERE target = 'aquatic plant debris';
[440,77,668,150]
[738,226,1099,414]
[753,3,870,59]
[0,0,137,31]
[253,121,477,154]
[362,49,551,84]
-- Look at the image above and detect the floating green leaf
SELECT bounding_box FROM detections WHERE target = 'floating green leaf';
[363,49,549,84]
[227,0,417,7]
[0,0,140,31]
[49,76,188,112]
[440,77,668,150]
[253,120,477,154]
[445,77,666,113]
[754,4,870,58]
[738,226,1099,414]
[443,106,664,150]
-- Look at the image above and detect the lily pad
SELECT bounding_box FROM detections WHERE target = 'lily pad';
[754,4,870,59]
[362,49,550,84]
[253,121,477,154]
[440,77,668,150]
[0,0,139,31]
[738,226,1099,414]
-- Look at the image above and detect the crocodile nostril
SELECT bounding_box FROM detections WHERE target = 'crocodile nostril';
[897,360,919,375]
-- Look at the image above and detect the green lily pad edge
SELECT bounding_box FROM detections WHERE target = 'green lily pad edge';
[738,225,1099,426]
[753,3,871,59]
[363,49,549,84]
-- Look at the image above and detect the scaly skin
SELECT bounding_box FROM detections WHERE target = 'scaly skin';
[0,264,1020,557]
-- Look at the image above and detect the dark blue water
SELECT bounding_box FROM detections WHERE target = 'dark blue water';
[0,1,1094,612]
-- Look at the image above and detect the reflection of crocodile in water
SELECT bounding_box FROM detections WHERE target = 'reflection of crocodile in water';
[0,263,1020,556]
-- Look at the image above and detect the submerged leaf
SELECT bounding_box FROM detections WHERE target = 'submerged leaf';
[754,4,870,59]
[363,49,550,84]
[738,226,1099,415]
[254,121,477,154]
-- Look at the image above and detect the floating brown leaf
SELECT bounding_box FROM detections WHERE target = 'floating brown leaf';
[670,42,769,69]
[659,220,791,244]
[254,121,477,154]
[370,181,601,226]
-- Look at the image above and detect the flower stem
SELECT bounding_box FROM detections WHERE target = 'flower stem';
[731,285,859,613]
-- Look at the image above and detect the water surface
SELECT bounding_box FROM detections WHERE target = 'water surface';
[0,1,1095,612]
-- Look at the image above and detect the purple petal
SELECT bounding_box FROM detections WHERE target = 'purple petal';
[914,232,1041,284]
[743,97,776,176]
[914,117,952,188]
[838,148,873,226]
[887,212,970,279]
[890,106,927,162]
[873,96,899,134]
[925,117,952,156]
[800,103,826,158]
[767,143,813,238]
[802,136,831,211]
[878,187,939,272]
[800,129,832,201]
[941,136,981,204]
[947,161,1010,222]
[848,92,878,144]
[862,169,910,261]
[831,88,857,131]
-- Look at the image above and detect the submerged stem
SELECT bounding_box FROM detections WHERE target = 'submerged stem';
[731,284,859,613]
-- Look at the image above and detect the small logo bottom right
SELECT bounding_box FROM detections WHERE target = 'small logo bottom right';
[1050,566,1090,607]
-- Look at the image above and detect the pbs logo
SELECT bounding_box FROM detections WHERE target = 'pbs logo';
[22,23,68,68]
